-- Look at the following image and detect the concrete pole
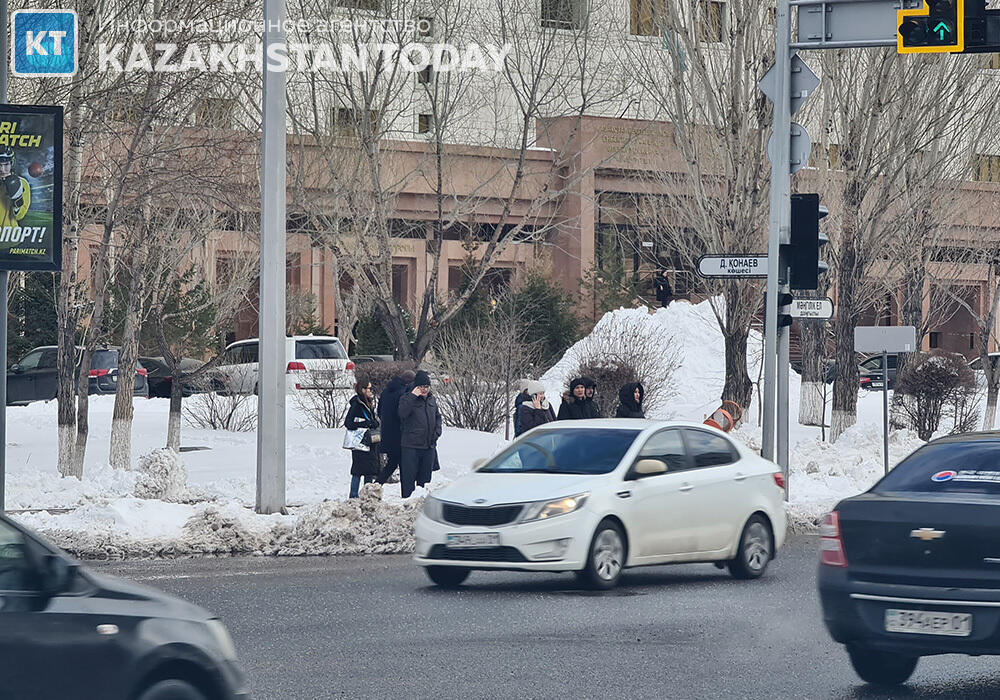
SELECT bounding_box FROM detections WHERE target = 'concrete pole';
[256,0,287,514]
[0,0,9,514]
[763,0,792,462]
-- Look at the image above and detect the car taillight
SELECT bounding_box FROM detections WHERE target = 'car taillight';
[137,368,148,376]
[772,472,786,490]
[819,511,848,567]
[859,377,871,385]
[345,361,355,371]
[286,361,306,372]
[88,369,109,378]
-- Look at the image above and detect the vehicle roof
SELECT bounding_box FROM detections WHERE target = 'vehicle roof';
[225,335,341,348]
[926,431,1000,445]
[532,419,729,432]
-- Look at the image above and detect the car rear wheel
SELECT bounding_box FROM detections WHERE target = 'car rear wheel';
[137,679,207,700]
[727,514,773,580]
[576,520,626,590]
[425,565,470,588]
[847,646,918,686]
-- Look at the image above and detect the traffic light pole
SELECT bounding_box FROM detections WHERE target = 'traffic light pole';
[763,0,792,463]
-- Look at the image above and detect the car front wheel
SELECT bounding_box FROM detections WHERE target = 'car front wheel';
[576,520,626,590]
[137,679,207,700]
[425,565,470,588]
[847,646,918,686]
[727,514,773,580]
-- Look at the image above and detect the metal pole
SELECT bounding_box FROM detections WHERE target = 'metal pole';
[763,0,792,462]
[882,349,889,475]
[256,0,287,514]
[0,0,9,514]
[777,285,790,500]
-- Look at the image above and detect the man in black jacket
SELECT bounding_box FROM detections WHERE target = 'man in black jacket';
[398,370,443,498]
[377,369,416,484]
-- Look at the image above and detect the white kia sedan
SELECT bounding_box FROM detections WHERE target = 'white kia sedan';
[414,420,787,589]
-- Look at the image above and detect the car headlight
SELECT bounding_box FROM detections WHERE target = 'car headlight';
[423,495,447,523]
[519,493,588,523]
[205,619,238,662]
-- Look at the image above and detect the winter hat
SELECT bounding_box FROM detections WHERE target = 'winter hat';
[525,380,545,397]
[518,379,531,392]
[413,370,431,387]
[569,377,587,393]
[400,369,416,384]
[581,376,598,389]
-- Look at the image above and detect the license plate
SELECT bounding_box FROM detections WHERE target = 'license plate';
[446,533,500,548]
[885,609,972,637]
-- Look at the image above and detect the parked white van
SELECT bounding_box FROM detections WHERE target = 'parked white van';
[212,335,355,394]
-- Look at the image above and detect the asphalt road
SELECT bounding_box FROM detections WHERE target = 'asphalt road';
[93,536,1000,700]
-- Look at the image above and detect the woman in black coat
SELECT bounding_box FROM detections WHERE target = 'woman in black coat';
[518,381,555,433]
[615,382,645,418]
[345,379,380,498]
[557,377,601,420]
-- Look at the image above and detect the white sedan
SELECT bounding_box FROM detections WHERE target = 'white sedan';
[414,420,787,589]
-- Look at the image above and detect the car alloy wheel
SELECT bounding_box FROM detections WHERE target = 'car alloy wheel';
[594,529,624,581]
[728,514,772,580]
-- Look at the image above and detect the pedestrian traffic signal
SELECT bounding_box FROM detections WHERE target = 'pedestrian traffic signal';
[788,193,829,292]
[898,0,965,53]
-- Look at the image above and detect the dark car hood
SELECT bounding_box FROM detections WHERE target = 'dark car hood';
[82,569,213,622]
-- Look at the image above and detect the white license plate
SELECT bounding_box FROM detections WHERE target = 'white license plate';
[885,609,972,637]
[446,533,500,549]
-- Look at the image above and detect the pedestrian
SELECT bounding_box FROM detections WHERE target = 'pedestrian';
[654,271,673,308]
[518,380,555,433]
[398,369,442,498]
[582,376,602,417]
[512,379,532,437]
[344,379,381,499]
[615,382,645,418]
[557,377,601,420]
[377,369,416,484]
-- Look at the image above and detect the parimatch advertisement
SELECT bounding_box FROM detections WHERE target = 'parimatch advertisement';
[0,104,63,271]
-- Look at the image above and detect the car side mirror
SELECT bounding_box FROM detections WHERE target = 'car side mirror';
[9,364,20,374]
[39,554,78,598]
[471,458,488,471]
[629,459,668,479]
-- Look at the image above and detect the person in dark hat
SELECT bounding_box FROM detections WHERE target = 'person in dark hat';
[557,377,601,420]
[377,369,416,484]
[397,369,442,498]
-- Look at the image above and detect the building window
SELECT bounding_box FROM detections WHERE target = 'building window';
[331,0,379,10]
[973,154,1000,182]
[541,0,584,30]
[417,113,434,134]
[417,65,433,85]
[697,0,725,43]
[392,264,409,308]
[630,0,667,36]
[329,107,380,137]
[809,143,842,170]
[195,97,233,129]
[929,332,940,349]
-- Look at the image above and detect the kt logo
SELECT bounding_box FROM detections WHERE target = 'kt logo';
[11,9,78,77]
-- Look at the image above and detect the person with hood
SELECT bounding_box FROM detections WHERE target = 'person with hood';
[581,376,602,417]
[557,377,601,420]
[398,370,443,498]
[377,369,416,484]
[512,379,532,437]
[615,382,646,418]
[344,379,381,498]
[518,381,555,433]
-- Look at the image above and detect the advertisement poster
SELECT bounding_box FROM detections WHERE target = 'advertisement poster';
[0,104,62,271]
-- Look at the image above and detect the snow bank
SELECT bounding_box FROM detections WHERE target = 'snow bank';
[134,449,188,502]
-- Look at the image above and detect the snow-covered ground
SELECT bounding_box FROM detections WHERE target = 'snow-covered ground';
[6,297,942,558]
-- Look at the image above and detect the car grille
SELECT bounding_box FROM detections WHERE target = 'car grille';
[427,545,527,562]
[442,503,522,527]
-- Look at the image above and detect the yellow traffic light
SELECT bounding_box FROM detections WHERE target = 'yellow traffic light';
[898,0,965,53]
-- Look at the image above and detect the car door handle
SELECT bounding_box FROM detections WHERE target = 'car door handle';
[733,472,747,481]
[679,483,693,492]
[616,490,632,499]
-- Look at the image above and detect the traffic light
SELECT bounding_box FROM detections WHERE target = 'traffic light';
[788,193,829,292]
[898,0,965,53]
[764,292,795,329]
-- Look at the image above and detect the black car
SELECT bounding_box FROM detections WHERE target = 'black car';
[7,346,149,404]
[0,513,249,699]
[140,356,207,399]
[818,433,1000,686]
[858,353,898,391]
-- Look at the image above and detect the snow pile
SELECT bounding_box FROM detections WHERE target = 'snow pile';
[134,449,189,502]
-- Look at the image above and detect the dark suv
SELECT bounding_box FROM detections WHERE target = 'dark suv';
[7,346,148,404]
[0,513,249,699]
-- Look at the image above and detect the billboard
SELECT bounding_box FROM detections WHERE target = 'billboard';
[0,104,62,271]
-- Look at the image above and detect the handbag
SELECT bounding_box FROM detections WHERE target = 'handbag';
[366,427,382,445]
[342,428,370,452]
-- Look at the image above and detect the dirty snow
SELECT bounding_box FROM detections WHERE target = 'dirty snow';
[6,297,946,557]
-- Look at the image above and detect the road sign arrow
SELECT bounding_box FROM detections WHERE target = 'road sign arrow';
[933,21,950,40]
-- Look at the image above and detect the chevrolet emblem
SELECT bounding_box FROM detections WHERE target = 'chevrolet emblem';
[911,527,945,541]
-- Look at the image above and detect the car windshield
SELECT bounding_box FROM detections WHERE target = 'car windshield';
[295,339,347,360]
[479,429,641,475]
[874,440,1000,495]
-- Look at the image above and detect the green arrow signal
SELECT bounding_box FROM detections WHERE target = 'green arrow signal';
[933,21,951,41]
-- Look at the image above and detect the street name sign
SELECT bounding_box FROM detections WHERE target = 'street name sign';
[790,297,834,320]
[697,254,768,278]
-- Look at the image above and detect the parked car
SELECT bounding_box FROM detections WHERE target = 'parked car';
[0,512,248,699]
[7,346,148,405]
[352,354,394,365]
[968,353,1000,374]
[140,357,207,399]
[859,353,898,391]
[818,432,1000,686]
[211,335,355,394]
[414,420,787,589]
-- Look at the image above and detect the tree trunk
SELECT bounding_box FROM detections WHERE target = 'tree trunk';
[984,382,998,431]
[831,262,861,442]
[798,320,826,426]
[110,262,144,470]
[720,291,752,412]
[167,373,183,451]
